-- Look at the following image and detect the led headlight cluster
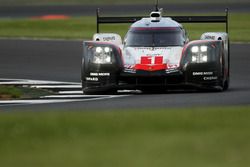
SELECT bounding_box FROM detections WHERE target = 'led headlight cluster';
[191,46,208,63]
[93,46,112,64]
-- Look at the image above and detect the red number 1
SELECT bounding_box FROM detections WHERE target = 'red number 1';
[141,56,163,65]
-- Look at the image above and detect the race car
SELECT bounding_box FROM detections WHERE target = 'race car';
[81,7,230,94]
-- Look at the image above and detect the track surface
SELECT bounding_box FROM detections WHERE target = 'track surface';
[0,39,250,111]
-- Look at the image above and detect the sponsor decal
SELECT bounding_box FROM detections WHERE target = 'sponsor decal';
[192,72,214,76]
[134,47,169,50]
[124,65,136,73]
[192,72,217,81]
[204,76,218,80]
[102,36,116,41]
[135,55,166,71]
[141,56,163,65]
[90,72,110,76]
[167,64,179,68]
[85,77,98,81]
[124,68,136,73]
[124,65,135,69]
[204,35,216,40]
[166,68,179,74]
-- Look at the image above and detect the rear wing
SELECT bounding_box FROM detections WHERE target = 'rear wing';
[96,8,229,33]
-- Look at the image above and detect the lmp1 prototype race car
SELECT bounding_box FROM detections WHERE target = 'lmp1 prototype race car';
[81,6,230,94]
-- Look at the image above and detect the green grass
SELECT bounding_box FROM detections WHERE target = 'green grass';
[0,86,22,99]
[0,106,250,167]
[0,86,52,99]
[0,13,249,42]
[0,0,249,6]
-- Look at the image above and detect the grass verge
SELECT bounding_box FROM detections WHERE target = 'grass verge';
[0,85,52,100]
[0,86,22,99]
[0,106,250,167]
[0,13,250,42]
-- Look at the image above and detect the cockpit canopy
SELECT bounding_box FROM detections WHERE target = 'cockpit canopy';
[125,27,186,47]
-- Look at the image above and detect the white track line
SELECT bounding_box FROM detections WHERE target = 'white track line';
[0,78,80,85]
[0,78,131,106]
[58,91,83,94]
[30,85,81,89]
[41,95,118,98]
[0,95,129,106]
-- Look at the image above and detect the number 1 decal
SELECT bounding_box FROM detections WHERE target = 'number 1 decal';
[141,56,163,65]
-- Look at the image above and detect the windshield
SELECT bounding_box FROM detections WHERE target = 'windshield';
[125,28,185,47]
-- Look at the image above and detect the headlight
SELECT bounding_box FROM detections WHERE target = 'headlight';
[191,46,199,53]
[191,45,208,63]
[93,46,112,64]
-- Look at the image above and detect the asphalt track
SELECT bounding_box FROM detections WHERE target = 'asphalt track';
[0,39,250,111]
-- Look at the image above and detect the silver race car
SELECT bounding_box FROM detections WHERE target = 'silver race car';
[82,6,230,94]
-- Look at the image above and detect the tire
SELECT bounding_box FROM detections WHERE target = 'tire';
[223,39,230,91]
[223,74,229,91]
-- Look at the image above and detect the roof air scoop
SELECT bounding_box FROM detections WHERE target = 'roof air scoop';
[150,11,162,22]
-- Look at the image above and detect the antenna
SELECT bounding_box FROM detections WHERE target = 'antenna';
[155,0,159,11]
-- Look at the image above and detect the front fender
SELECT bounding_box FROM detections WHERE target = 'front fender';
[81,41,123,90]
[180,40,225,87]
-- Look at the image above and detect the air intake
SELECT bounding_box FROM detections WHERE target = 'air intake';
[150,11,162,22]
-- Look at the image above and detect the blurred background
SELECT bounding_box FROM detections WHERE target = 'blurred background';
[0,0,250,5]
